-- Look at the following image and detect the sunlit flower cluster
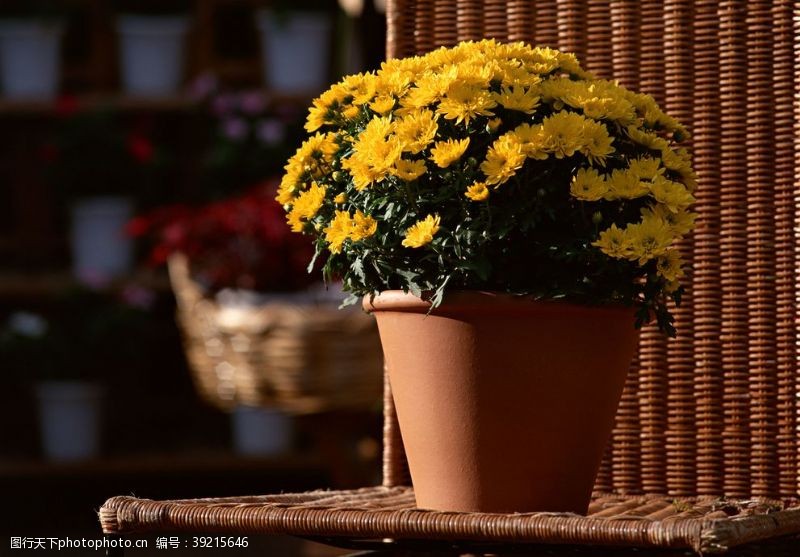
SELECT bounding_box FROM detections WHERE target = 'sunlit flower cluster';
[278,39,696,333]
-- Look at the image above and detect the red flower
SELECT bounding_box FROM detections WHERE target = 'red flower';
[55,94,79,118]
[125,216,151,237]
[132,181,316,292]
[127,134,155,164]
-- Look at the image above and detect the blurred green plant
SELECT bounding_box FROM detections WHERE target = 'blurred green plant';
[187,74,307,201]
[1,285,157,382]
[40,99,168,206]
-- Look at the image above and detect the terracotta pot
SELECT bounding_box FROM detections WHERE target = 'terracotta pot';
[364,290,639,514]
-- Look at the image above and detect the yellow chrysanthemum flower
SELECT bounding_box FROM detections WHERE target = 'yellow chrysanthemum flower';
[351,211,378,241]
[342,105,361,120]
[570,168,607,201]
[436,83,497,124]
[465,182,490,201]
[395,109,438,154]
[625,215,674,264]
[626,126,669,152]
[323,210,378,253]
[276,158,305,204]
[324,211,353,254]
[392,158,427,181]
[481,133,526,185]
[369,94,396,115]
[291,132,339,181]
[579,119,615,165]
[593,223,631,259]
[640,205,696,237]
[305,104,329,132]
[430,138,470,168]
[628,157,663,181]
[649,175,695,212]
[493,86,540,114]
[375,70,411,98]
[286,182,326,232]
[540,111,586,159]
[514,123,548,160]
[605,169,649,200]
[343,116,403,189]
[333,192,347,204]
[341,72,378,106]
[487,118,503,132]
[656,249,684,282]
[402,214,441,248]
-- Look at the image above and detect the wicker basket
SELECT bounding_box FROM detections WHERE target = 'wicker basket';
[167,254,384,414]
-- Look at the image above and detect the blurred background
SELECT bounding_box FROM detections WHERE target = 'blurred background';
[0,1,386,554]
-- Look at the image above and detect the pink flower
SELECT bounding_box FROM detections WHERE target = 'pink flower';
[120,285,156,310]
[257,119,285,145]
[212,94,235,116]
[222,118,248,141]
[127,134,155,164]
[239,91,267,115]
[187,72,218,101]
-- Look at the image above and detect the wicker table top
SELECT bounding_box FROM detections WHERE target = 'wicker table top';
[99,487,800,554]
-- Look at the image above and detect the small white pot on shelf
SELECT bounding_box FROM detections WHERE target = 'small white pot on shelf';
[70,196,134,285]
[231,405,293,457]
[35,380,104,462]
[0,19,63,99]
[116,15,189,96]
[255,10,332,95]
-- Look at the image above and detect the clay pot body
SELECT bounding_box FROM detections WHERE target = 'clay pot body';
[365,290,639,514]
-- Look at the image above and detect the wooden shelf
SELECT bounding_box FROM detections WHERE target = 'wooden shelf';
[0,91,315,115]
[0,268,171,299]
[0,451,324,480]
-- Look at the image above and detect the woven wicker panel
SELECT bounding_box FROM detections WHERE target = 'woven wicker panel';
[692,0,724,497]
[745,0,778,499]
[168,255,384,414]
[383,0,800,500]
[100,489,800,554]
[663,0,696,498]
[718,0,751,499]
[607,0,645,496]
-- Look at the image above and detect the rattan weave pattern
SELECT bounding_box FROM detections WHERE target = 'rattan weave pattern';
[771,0,797,502]
[692,0,724,497]
[663,0,696,498]
[167,255,383,414]
[383,0,800,501]
[718,0,751,499]
[100,489,800,554]
[533,0,558,47]
[745,0,778,499]
[608,0,643,496]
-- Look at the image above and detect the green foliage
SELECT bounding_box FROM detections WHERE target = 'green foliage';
[279,41,696,336]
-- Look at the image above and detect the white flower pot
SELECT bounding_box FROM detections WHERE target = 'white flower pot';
[255,10,331,94]
[35,381,103,462]
[70,196,134,284]
[117,15,189,96]
[0,19,63,99]
[231,406,292,456]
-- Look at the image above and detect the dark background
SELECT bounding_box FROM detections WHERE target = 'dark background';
[0,1,385,555]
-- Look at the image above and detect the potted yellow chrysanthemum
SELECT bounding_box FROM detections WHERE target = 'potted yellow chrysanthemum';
[278,40,696,514]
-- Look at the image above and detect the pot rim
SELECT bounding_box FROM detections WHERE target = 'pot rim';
[362,289,636,317]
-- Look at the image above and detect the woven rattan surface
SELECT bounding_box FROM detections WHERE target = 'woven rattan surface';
[167,254,383,414]
[100,489,800,554]
[97,2,800,554]
[383,0,800,501]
